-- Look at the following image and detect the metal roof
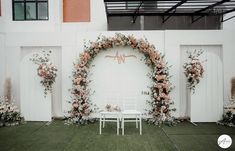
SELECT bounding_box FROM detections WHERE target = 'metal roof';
[104,0,235,23]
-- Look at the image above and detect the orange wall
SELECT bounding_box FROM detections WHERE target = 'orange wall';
[63,0,90,22]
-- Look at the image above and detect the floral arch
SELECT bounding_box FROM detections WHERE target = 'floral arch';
[68,33,175,125]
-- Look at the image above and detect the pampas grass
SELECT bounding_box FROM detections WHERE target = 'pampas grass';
[4,77,12,102]
[231,77,235,99]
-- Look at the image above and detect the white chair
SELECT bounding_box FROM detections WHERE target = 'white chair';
[121,102,142,135]
[99,111,120,135]
[99,96,121,135]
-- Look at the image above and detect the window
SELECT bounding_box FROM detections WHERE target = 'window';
[12,0,48,21]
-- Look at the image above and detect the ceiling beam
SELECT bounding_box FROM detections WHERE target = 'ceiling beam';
[221,8,235,14]
[162,0,187,23]
[132,1,143,23]
[104,0,235,23]
[104,0,159,2]
[107,12,211,16]
[164,0,187,14]
[194,0,230,14]
[191,0,230,23]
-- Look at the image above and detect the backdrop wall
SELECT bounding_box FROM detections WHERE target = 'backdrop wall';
[20,52,52,121]
[180,45,223,122]
[20,46,62,118]
[0,33,5,97]
[0,30,235,121]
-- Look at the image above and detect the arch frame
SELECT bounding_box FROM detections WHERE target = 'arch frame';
[68,33,175,125]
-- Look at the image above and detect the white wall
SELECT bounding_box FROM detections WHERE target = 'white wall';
[0,33,5,97]
[61,0,107,32]
[21,46,62,117]
[0,0,107,32]
[1,0,235,32]
[180,45,223,122]
[1,30,235,120]
[0,0,59,32]
[20,52,52,121]
[62,31,165,114]
[223,12,235,30]
[89,47,151,114]
[165,30,235,117]
[0,0,235,120]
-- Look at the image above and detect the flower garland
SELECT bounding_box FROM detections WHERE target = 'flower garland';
[30,51,57,97]
[183,50,205,93]
[0,96,23,127]
[69,33,175,125]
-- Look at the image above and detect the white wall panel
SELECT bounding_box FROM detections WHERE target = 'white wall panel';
[89,47,151,115]
[20,53,51,121]
[0,34,5,97]
[0,30,234,120]
[21,46,62,118]
[181,45,223,122]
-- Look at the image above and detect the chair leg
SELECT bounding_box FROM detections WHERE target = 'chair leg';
[136,116,138,128]
[140,117,142,135]
[122,118,124,135]
[117,118,119,135]
[99,117,102,135]
[103,116,105,128]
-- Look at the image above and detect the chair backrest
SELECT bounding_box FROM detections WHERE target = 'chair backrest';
[123,103,137,110]
[122,96,137,111]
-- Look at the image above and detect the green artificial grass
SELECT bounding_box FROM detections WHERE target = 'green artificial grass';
[0,121,234,151]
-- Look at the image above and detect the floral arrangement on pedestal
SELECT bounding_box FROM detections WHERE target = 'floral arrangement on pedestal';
[30,51,57,97]
[0,96,23,127]
[183,50,205,93]
[68,33,175,125]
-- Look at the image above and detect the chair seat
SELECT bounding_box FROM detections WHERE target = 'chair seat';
[122,110,141,114]
[100,111,121,115]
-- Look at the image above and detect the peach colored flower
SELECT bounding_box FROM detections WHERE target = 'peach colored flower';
[128,36,138,48]
[156,75,166,81]
[74,76,83,85]
[155,83,162,89]
[72,102,79,108]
